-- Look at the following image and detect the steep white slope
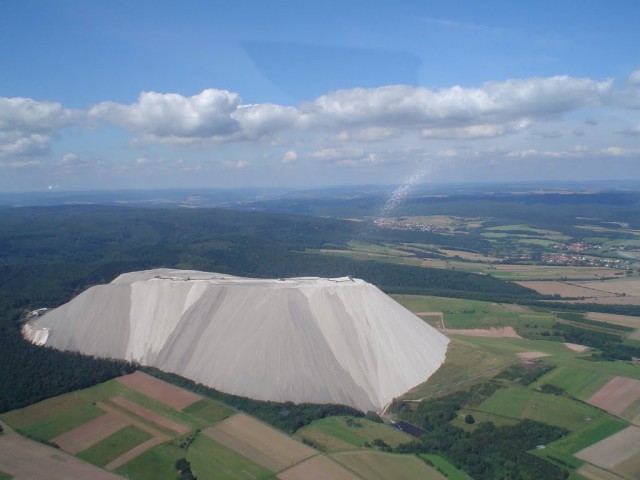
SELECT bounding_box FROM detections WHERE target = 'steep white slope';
[32,269,449,411]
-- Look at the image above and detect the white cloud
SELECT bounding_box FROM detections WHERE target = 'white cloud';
[223,159,248,169]
[0,97,77,133]
[331,127,399,142]
[85,75,615,146]
[0,133,50,157]
[301,76,612,129]
[0,159,44,169]
[89,90,297,144]
[421,124,510,139]
[232,103,298,139]
[89,89,242,141]
[282,150,298,163]
[617,124,640,136]
[629,69,640,85]
[600,146,640,157]
[307,147,385,167]
[61,153,80,164]
[0,97,77,158]
[309,147,365,161]
[529,130,563,139]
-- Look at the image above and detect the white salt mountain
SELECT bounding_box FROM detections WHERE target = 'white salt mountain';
[28,269,449,411]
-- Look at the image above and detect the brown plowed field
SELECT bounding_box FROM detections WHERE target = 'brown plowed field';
[588,377,640,416]
[0,428,123,480]
[586,312,640,329]
[203,413,316,472]
[110,396,190,435]
[518,281,640,305]
[52,412,128,454]
[575,426,640,470]
[614,451,640,480]
[577,464,626,480]
[277,454,360,480]
[116,371,201,410]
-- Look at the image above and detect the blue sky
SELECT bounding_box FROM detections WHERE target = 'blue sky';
[1,0,639,191]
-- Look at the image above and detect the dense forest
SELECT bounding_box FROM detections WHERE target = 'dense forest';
[394,384,569,480]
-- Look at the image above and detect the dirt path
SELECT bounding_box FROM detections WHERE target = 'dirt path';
[96,402,171,441]
[52,412,128,454]
[110,396,190,435]
[103,437,163,471]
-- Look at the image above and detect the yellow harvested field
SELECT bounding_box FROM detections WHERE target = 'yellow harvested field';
[203,413,316,473]
[575,279,640,296]
[518,280,640,305]
[334,451,446,480]
[577,464,626,480]
[613,451,640,480]
[566,296,640,306]
[586,312,640,329]
[497,265,622,278]
[517,281,606,298]
[52,411,128,454]
[588,377,640,417]
[575,426,640,470]
[440,249,499,261]
[278,454,360,480]
[116,371,202,410]
[445,326,521,338]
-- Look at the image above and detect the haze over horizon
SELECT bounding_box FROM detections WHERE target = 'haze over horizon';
[1,0,639,192]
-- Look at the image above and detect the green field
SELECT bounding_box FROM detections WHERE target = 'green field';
[486,225,563,235]
[188,434,275,480]
[77,425,152,467]
[476,385,611,431]
[0,471,12,480]
[74,379,233,430]
[116,442,184,480]
[334,451,446,480]
[539,415,628,467]
[117,435,274,480]
[116,434,276,480]
[401,338,511,401]
[296,416,412,452]
[182,399,232,424]
[421,454,474,480]
[533,365,612,399]
[0,394,104,440]
[392,294,556,331]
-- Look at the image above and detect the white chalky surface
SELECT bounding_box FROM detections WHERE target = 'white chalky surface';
[32,269,449,411]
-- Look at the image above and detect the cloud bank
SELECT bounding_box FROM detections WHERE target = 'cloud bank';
[1,72,639,184]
